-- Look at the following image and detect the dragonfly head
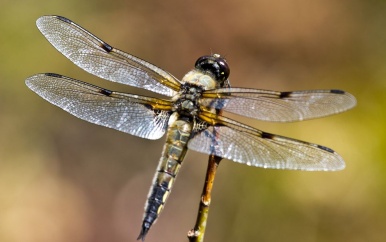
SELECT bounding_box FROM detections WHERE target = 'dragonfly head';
[195,54,230,87]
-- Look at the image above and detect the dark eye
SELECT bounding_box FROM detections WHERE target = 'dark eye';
[195,55,230,82]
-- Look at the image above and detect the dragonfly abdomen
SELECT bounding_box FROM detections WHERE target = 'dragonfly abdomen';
[138,115,192,241]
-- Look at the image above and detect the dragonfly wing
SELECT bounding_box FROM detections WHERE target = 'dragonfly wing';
[36,15,181,96]
[188,113,345,171]
[26,73,173,140]
[200,88,356,122]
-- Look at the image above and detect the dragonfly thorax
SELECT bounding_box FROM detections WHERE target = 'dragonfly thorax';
[172,83,203,117]
[181,70,217,90]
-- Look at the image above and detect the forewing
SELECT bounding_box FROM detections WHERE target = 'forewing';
[36,15,181,96]
[188,112,345,171]
[26,73,173,140]
[200,88,356,122]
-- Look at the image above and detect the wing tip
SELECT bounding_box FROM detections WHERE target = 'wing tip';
[330,89,357,110]
[25,74,40,88]
[229,146,346,172]
[36,15,72,32]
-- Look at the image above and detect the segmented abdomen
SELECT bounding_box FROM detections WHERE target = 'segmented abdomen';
[137,116,192,240]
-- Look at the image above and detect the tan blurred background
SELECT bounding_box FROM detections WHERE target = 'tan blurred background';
[0,0,385,241]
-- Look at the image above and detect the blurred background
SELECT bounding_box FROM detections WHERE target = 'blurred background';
[0,0,385,241]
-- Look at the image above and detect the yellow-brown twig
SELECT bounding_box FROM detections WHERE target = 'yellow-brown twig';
[187,155,222,242]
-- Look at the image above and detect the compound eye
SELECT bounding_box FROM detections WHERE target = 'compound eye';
[217,58,230,82]
[194,55,212,69]
[194,55,230,82]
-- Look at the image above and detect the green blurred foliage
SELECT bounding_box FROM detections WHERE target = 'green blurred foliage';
[0,0,385,242]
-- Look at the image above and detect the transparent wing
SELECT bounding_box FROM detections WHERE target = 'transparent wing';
[188,112,345,171]
[26,73,173,140]
[36,15,181,96]
[200,88,356,122]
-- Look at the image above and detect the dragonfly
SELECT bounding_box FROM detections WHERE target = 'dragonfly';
[26,15,356,241]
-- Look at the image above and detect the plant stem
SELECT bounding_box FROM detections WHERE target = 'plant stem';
[187,155,222,242]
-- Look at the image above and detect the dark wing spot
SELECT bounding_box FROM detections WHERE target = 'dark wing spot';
[144,103,154,110]
[261,132,275,139]
[317,145,334,153]
[99,88,113,96]
[45,73,63,78]
[56,16,72,24]
[330,89,345,94]
[100,42,113,52]
[279,92,292,98]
